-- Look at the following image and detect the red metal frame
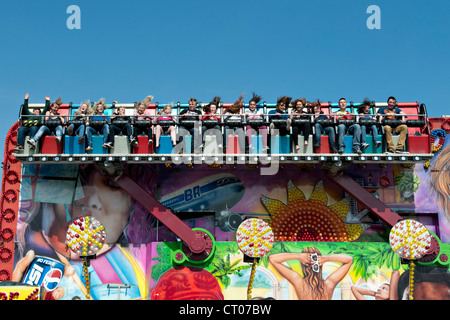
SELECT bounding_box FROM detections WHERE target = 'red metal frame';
[0,123,21,281]
[326,172,403,227]
[111,172,210,255]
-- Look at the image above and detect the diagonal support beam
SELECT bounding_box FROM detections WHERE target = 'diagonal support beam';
[326,172,403,228]
[112,172,207,254]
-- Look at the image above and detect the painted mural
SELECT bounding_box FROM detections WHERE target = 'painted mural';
[11,138,450,299]
[150,241,450,300]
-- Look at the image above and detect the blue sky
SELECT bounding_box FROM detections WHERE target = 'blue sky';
[1,0,449,163]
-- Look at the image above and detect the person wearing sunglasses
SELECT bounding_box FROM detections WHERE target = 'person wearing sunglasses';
[269,247,353,300]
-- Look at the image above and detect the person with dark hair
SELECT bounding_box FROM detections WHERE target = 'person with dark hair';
[268,96,292,136]
[27,96,64,148]
[290,98,312,151]
[396,266,450,300]
[245,92,269,152]
[333,98,362,154]
[179,97,202,151]
[15,93,50,151]
[377,96,408,154]
[351,271,399,300]
[202,96,223,149]
[312,101,338,153]
[358,98,381,150]
[224,94,245,151]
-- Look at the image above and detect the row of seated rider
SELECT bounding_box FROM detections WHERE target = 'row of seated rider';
[16,93,411,155]
[267,96,411,154]
[156,95,409,155]
[17,93,294,154]
[16,95,153,152]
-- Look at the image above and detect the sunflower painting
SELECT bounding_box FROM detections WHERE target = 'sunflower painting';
[261,180,367,242]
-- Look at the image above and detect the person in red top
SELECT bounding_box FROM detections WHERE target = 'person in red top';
[333,98,362,154]
[155,105,177,148]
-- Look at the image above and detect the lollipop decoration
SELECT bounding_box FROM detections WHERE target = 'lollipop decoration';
[389,219,431,300]
[389,219,431,260]
[236,218,274,258]
[236,219,274,300]
[65,216,107,300]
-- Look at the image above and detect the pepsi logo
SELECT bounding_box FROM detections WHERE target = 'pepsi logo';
[43,268,63,291]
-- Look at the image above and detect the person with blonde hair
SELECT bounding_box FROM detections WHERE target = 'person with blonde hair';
[430,144,450,221]
[154,104,177,148]
[66,100,93,145]
[132,95,154,147]
[85,98,111,151]
[269,247,353,300]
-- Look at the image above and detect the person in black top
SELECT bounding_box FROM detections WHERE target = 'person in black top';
[268,96,292,136]
[15,93,50,151]
[27,96,64,148]
[178,97,202,151]
[290,98,312,151]
[107,105,134,149]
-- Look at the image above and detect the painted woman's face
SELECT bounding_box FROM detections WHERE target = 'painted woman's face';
[53,169,132,258]
[375,284,390,300]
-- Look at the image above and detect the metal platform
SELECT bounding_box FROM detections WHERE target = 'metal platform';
[13,152,433,165]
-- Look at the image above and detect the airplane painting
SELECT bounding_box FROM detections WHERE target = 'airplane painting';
[160,173,245,213]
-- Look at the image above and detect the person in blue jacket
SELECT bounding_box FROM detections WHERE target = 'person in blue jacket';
[85,98,111,151]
